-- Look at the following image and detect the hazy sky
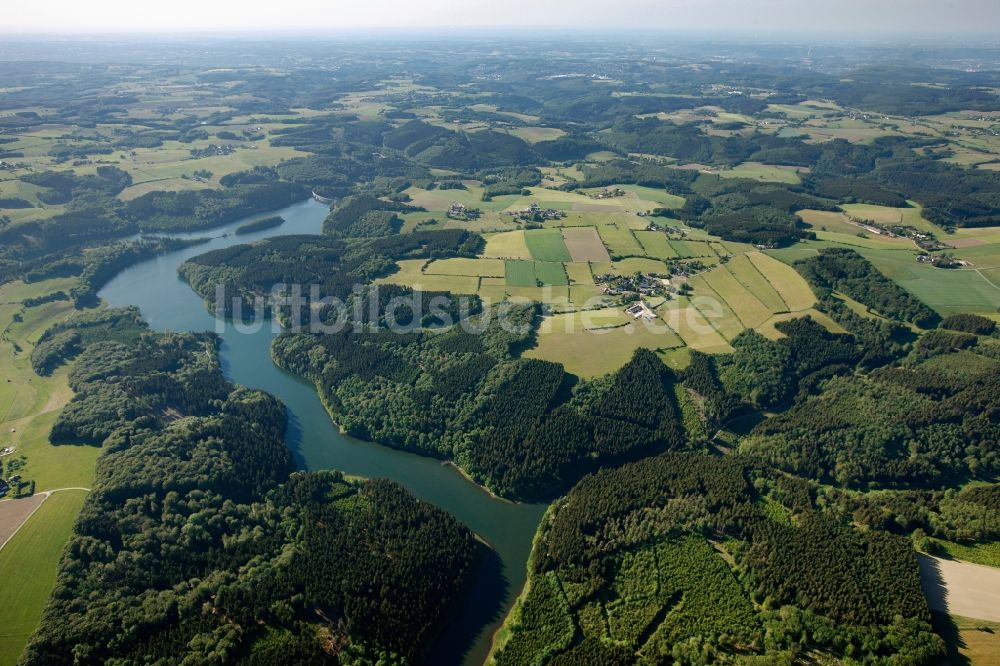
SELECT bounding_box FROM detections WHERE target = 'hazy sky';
[3,0,998,35]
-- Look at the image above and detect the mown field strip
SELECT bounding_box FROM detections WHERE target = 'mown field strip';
[482,230,532,259]
[524,229,572,262]
[634,231,678,260]
[686,275,745,340]
[597,224,643,257]
[725,254,789,313]
[562,227,611,262]
[424,257,506,278]
[700,266,774,329]
[564,262,595,286]
[0,489,89,665]
[919,554,1000,623]
[661,304,733,353]
[750,252,817,312]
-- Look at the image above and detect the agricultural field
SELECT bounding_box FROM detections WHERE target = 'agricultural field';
[506,126,566,143]
[0,490,89,666]
[405,182,521,213]
[797,209,918,249]
[745,252,817,312]
[524,309,684,377]
[597,223,645,257]
[561,227,610,262]
[0,120,307,205]
[793,118,905,143]
[0,280,101,494]
[524,229,572,262]
[504,260,567,287]
[380,182,846,375]
[932,614,1000,666]
[699,264,776,328]
[592,257,670,276]
[0,278,103,666]
[717,161,805,184]
[919,555,1000,623]
[840,202,938,233]
[504,260,538,287]
[669,239,716,258]
[518,244,825,375]
[768,238,1000,320]
[848,247,1000,319]
[634,230,678,260]
[424,257,506,278]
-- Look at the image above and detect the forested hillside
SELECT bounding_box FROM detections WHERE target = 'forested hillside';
[179,229,483,320]
[494,452,943,665]
[21,319,480,665]
[795,249,940,328]
[272,307,696,500]
[742,338,1000,488]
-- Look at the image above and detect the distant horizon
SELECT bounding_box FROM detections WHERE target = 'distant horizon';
[3,0,1000,39]
[1,26,999,46]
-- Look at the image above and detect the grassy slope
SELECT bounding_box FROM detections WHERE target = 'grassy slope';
[0,279,102,666]
[0,490,89,666]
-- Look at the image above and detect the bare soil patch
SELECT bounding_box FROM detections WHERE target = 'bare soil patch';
[919,554,1000,622]
[562,227,610,262]
[0,494,47,550]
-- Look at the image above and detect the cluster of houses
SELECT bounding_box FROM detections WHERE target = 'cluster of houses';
[0,160,27,171]
[595,272,671,298]
[189,144,237,158]
[588,187,625,200]
[447,202,482,220]
[916,252,969,268]
[849,216,948,251]
[509,202,565,223]
[846,111,891,122]
[645,221,688,235]
[0,474,21,498]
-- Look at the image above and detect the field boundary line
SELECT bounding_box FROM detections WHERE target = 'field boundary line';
[739,254,792,312]
[0,488,90,552]
[701,266,767,330]
[973,268,1000,292]
[689,286,738,342]
[0,494,48,553]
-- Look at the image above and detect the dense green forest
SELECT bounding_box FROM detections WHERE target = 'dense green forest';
[30,307,149,376]
[179,228,482,320]
[235,214,285,234]
[495,452,943,665]
[23,317,480,665]
[476,300,999,664]
[272,307,696,500]
[742,341,1000,488]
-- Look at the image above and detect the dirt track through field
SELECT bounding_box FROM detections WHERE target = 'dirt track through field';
[918,554,1000,622]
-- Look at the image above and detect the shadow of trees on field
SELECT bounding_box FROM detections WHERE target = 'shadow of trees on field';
[932,611,971,666]
[918,554,950,615]
[920,555,971,666]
